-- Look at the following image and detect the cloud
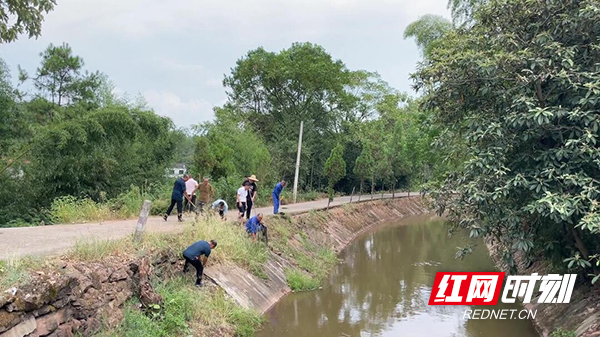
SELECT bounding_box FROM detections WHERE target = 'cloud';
[143,90,215,127]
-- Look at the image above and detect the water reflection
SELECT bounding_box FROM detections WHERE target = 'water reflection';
[258,215,538,337]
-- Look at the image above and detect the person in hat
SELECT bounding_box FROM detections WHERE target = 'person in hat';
[182,239,217,287]
[245,175,259,219]
[272,180,287,214]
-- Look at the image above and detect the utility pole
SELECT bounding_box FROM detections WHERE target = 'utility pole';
[292,121,304,204]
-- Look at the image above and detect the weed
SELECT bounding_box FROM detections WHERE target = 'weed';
[285,268,320,291]
[0,256,38,288]
[551,328,576,337]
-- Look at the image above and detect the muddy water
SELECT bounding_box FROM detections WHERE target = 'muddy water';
[257,215,539,337]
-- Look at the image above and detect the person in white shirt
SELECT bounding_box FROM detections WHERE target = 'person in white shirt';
[237,182,250,221]
[184,177,199,213]
[211,199,228,220]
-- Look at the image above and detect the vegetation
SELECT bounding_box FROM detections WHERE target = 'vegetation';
[100,277,262,337]
[324,143,346,203]
[408,0,600,282]
[0,0,56,43]
[0,38,442,227]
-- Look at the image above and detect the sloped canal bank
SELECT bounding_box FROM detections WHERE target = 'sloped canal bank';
[257,215,539,337]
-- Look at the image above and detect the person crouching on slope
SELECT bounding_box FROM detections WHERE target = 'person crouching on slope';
[182,239,217,287]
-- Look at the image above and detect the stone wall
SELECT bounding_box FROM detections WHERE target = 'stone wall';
[0,258,159,337]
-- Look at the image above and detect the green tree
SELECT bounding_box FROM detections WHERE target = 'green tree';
[324,143,346,204]
[21,43,101,108]
[224,42,353,186]
[0,0,56,43]
[354,142,375,199]
[414,0,600,279]
[403,14,453,57]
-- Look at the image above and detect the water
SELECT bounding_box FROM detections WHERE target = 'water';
[257,215,539,337]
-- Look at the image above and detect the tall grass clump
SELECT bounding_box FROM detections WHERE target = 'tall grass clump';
[184,216,270,277]
[285,268,320,291]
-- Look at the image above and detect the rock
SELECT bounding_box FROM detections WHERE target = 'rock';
[0,292,15,308]
[108,268,128,282]
[0,315,35,337]
[0,310,22,333]
[34,308,71,336]
[31,305,56,318]
[6,276,75,313]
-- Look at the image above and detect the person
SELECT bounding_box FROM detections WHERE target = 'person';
[196,177,214,213]
[246,213,268,244]
[245,175,259,219]
[272,180,287,214]
[184,175,199,213]
[164,174,190,222]
[237,182,250,221]
[211,199,228,220]
[182,239,217,287]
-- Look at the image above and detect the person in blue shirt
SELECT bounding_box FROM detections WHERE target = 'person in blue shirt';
[246,213,268,244]
[183,239,217,287]
[272,180,287,214]
[163,174,190,222]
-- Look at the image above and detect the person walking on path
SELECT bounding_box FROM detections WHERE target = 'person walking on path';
[196,177,214,213]
[164,174,190,222]
[182,239,217,287]
[272,180,287,214]
[245,175,259,219]
[237,182,250,221]
[211,199,228,220]
[246,213,268,244]
[184,176,199,213]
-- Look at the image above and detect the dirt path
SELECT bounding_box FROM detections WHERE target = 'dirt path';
[0,192,412,260]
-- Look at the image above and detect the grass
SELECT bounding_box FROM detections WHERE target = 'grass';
[49,185,171,224]
[284,268,320,291]
[99,277,262,337]
[0,256,39,289]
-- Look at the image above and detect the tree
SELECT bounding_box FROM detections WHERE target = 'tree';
[324,143,346,206]
[354,142,375,200]
[404,14,453,57]
[414,0,600,280]
[224,42,353,185]
[21,43,101,107]
[0,0,56,43]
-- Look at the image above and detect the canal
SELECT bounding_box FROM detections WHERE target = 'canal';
[257,215,539,337]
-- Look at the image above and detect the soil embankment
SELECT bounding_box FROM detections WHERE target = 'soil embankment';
[0,197,429,337]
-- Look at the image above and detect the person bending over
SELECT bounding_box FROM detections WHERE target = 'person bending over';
[211,199,228,220]
[182,239,217,287]
[246,213,268,244]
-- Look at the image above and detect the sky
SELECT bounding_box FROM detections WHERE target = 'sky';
[1,0,450,128]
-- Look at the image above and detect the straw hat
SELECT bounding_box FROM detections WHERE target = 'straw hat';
[248,175,259,182]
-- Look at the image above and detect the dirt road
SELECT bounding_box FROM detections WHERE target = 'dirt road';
[0,192,413,260]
